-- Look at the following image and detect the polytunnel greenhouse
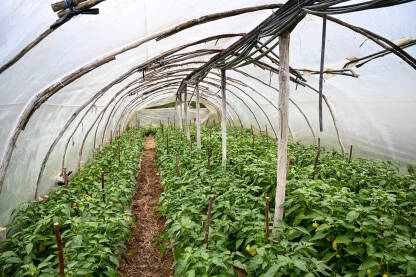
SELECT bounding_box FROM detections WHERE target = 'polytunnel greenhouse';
[0,0,416,276]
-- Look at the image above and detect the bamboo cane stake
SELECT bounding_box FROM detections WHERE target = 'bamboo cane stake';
[205,196,215,249]
[349,145,353,163]
[53,223,65,276]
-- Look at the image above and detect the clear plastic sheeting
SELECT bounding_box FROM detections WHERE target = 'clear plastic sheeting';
[0,0,415,225]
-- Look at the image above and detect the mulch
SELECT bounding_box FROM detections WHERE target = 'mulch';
[119,136,174,277]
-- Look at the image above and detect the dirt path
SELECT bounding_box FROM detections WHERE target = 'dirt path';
[119,136,173,277]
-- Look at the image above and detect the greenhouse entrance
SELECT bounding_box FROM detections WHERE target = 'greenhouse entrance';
[119,136,173,276]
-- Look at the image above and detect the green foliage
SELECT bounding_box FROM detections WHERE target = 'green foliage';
[156,124,416,277]
[0,128,144,276]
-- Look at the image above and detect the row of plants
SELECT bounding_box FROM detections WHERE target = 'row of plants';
[155,124,416,277]
[0,127,144,276]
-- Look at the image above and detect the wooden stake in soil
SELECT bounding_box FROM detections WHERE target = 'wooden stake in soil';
[62,168,68,186]
[273,31,290,236]
[286,154,292,180]
[110,130,113,144]
[266,124,268,143]
[118,141,121,165]
[207,147,211,169]
[205,196,215,249]
[101,171,106,203]
[129,128,132,146]
[312,148,321,179]
[252,129,255,149]
[348,145,353,163]
[175,153,179,177]
[53,222,65,276]
[265,197,270,243]
[166,133,169,154]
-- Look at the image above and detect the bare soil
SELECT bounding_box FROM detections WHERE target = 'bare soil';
[119,136,174,277]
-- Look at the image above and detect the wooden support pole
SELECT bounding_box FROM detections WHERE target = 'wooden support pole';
[118,141,121,164]
[129,128,132,146]
[176,153,179,177]
[273,31,290,235]
[252,126,255,149]
[349,145,353,163]
[196,83,201,148]
[207,147,211,169]
[221,68,227,169]
[62,168,68,186]
[286,154,291,180]
[54,222,65,276]
[265,197,270,243]
[166,133,169,154]
[179,94,183,132]
[110,130,112,144]
[101,171,106,203]
[0,227,6,243]
[312,148,321,179]
[205,196,214,249]
[266,124,268,143]
[184,84,190,140]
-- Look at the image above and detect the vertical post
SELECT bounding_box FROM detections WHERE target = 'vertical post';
[196,83,201,148]
[54,223,65,276]
[273,31,290,234]
[174,95,178,128]
[207,147,211,169]
[110,130,112,144]
[118,141,121,164]
[166,133,169,154]
[0,227,6,243]
[184,84,190,140]
[252,126,255,149]
[348,145,353,163]
[101,171,106,203]
[286,154,291,179]
[312,147,321,179]
[129,127,132,146]
[118,125,121,138]
[62,168,68,186]
[221,68,227,169]
[318,15,327,132]
[179,92,183,132]
[265,197,270,243]
[175,153,179,177]
[266,124,268,143]
[205,196,214,249]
